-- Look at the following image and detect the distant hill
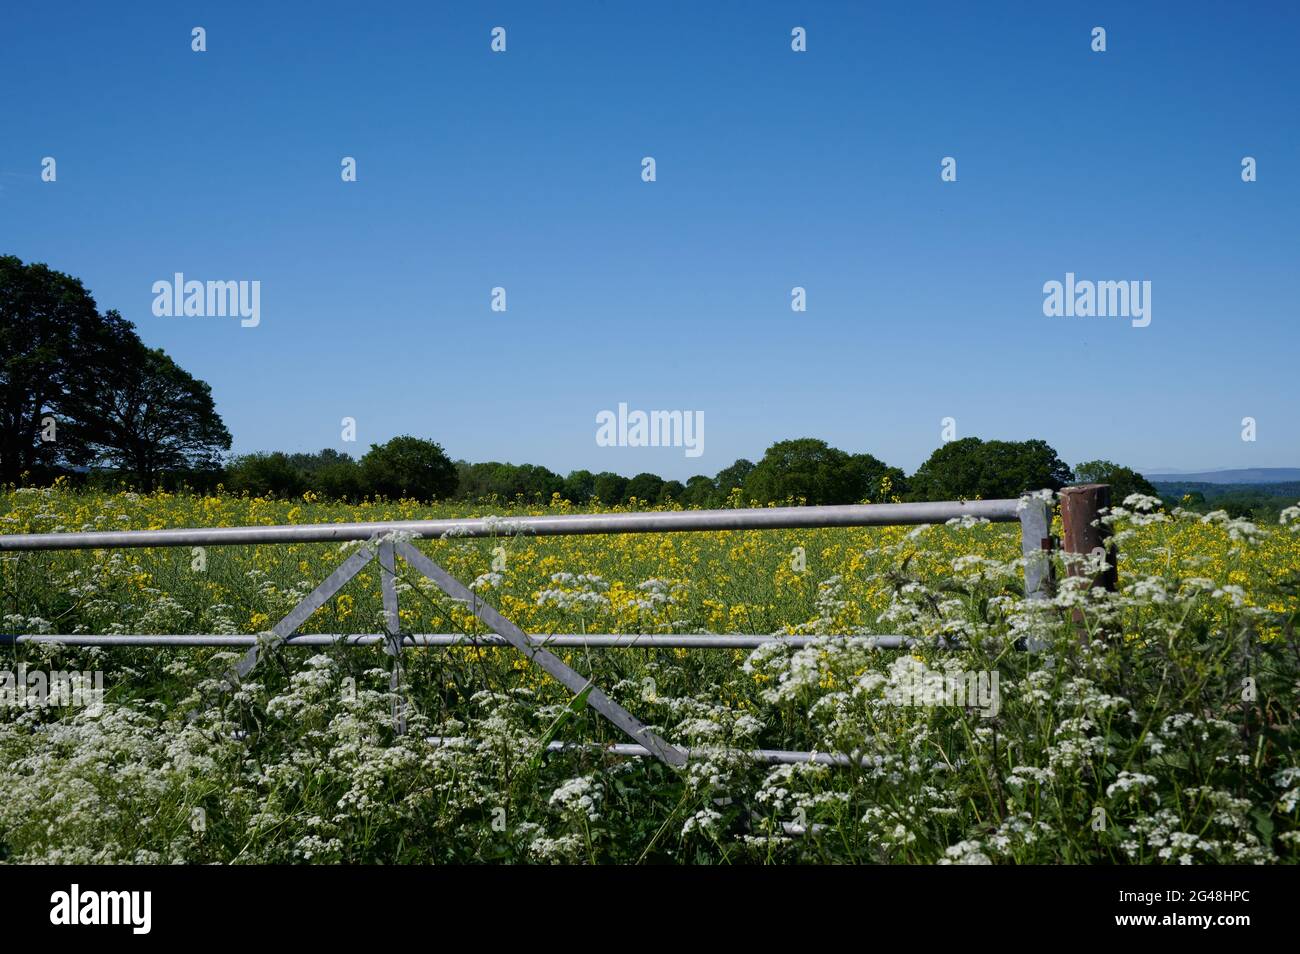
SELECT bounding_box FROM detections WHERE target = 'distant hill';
[1151,480,1300,500]
[1143,467,1300,484]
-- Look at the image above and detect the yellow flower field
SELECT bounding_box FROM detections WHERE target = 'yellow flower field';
[2,484,1297,642]
[3,485,1298,864]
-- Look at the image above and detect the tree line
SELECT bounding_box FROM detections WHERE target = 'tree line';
[217,437,1156,506]
[2,255,1158,507]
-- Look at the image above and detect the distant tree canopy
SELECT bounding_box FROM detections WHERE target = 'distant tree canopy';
[908,437,1074,501]
[224,452,306,498]
[1073,460,1158,506]
[454,461,565,501]
[713,459,755,500]
[682,474,717,507]
[743,438,907,505]
[561,469,595,504]
[592,471,628,504]
[1153,481,1298,524]
[1,255,229,488]
[212,439,1156,510]
[625,472,665,504]
[360,436,457,501]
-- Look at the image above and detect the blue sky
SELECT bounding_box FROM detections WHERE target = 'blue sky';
[3,1,1296,481]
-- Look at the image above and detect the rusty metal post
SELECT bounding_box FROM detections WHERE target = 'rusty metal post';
[1059,484,1118,641]
[1059,484,1118,591]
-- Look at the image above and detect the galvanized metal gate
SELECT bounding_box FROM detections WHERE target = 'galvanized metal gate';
[1,497,1055,767]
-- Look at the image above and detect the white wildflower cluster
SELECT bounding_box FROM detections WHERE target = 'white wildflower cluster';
[937,839,992,864]
[548,775,603,822]
[682,807,723,837]
[1274,767,1300,813]
[629,577,685,613]
[1280,504,1300,531]
[1104,494,1169,532]
[790,576,849,635]
[520,830,585,863]
[1006,765,1054,789]
[534,573,610,612]
[1106,771,1158,798]
[1199,509,1265,545]
[950,553,1019,587]
[985,813,1054,854]
[470,571,504,592]
[743,636,871,705]
[755,761,832,819]
[669,698,764,745]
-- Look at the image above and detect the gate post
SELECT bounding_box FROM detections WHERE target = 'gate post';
[378,539,406,734]
[1059,484,1118,592]
[1059,484,1118,643]
[1018,493,1054,602]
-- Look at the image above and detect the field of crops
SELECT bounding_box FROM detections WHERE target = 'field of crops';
[2,484,1299,864]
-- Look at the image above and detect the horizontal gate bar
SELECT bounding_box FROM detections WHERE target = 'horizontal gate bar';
[0,632,943,649]
[427,736,872,766]
[0,499,1025,552]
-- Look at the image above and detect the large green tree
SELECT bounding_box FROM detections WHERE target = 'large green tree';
[224,451,305,498]
[561,469,596,504]
[743,438,905,505]
[0,256,107,483]
[2,257,231,489]
[908,437,1073,501]
[681,474,718,508]
[62,324,231,488]
[592,472,628,504]
[625,472,665,504]
[713,459,755,503]
[360,436,457,501]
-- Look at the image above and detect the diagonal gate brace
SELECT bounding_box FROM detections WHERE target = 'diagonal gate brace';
[395,540,686,767]
[228,543,377,685]
[218,535,685,768]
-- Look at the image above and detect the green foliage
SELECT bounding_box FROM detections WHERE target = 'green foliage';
[0,255,99,482]
[224,452,307,498]
[744,438,906,505]
[714,459,755,501]
[561,469,596,504]
[1073,460,1158,505]
[909,437,1073,501]
[360,436,458,501]
[1155,481,1300,523]
[681,475,718,507]
[592,472,628,505]
[63,340,231,489]
[455,461,565,502]
[2,256,229,490]
[658,479,686,503]
[625,472,665,504]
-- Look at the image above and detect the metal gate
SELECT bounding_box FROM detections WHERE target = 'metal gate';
[1,496,1056,767]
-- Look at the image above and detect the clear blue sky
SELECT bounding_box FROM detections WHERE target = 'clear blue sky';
[3,1,1296,481]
